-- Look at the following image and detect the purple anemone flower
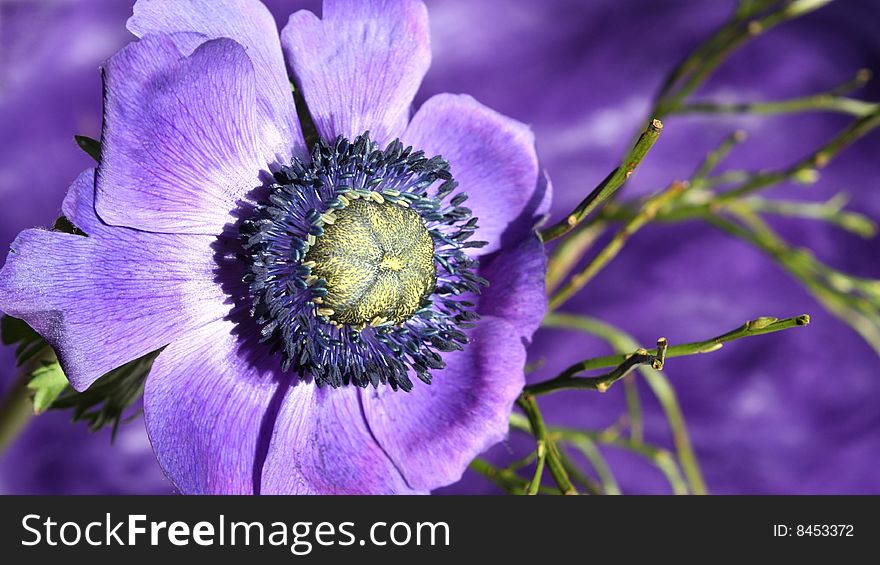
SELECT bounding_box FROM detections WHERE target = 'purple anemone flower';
[0,0,550,494]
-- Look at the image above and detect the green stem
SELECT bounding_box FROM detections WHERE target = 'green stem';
[744,194,877,238]
[538,312,809,379]
[638,368,706,495]
[509,413,688,495]
[828,68,873,96]
[677,69,875,118]
[653,0,834,118]
[469,459,557,495]
[706,209,880,355]
[608,437,687,495]
[0,370,33,454]
[540,119,663,243]
[718,108,880,201]
[539,313,807,495]
[527,442,547,496]
[654,17,740,104]
[678,96,877,118]
[516,394,578,495]
[654,0,776,108]
[566,436,622,495]
[524,347,659,396]
[549,182,686,310]
[623,375,644,445]
[613,108,880,226]
[557,450,603,495]
[545,220,608,294]
[692,130,748,184]
[503,451,539,472]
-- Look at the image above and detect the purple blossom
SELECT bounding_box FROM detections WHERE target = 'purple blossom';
[2,0,879,496]
[0,0,549,494]
[0,0,171,494]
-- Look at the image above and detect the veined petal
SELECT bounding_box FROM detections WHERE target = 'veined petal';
[127,0,303,156]
[0,170,228,391]
[402,93,547,256]
[361,316,526,491]
[97,35,294,235]
[144,318,286,495]
[280,0,431,146]
[261,384,422,495]
[478,234,548,342]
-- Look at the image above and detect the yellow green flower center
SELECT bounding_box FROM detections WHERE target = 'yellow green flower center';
[305,198,436,326]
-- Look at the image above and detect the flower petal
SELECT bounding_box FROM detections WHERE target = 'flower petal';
[97,35,294,235]
[402,93,546,255]
[0,170,227,391]
[127,0,302,155]
[361,316,526,491]
[478,234,548,342]
[280,0,431,146]
[261,384,422,494]
[144,319,285,495]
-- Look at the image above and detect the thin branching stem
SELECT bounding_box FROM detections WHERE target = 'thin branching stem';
[516,394,578,495]
[549,182,686,310]
[540,120,663,243]
[534,312,809,387]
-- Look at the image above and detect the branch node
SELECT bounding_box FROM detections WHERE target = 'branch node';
[652,337,669,370]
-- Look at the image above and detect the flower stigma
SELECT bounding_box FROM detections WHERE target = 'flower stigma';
[305,198,437,327]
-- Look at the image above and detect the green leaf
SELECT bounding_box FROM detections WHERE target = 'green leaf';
[2,315,159,436]
[1,315,39,347]
[74,135,101,162]
[2,316,65,414]
[27,362,68,414]
[53,350,162,440]
[1,315,45,366]
[53,215,86,236]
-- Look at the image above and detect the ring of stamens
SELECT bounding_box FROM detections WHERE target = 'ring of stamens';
[240,133,488,391]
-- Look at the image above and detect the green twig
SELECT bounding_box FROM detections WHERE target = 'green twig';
[558,313,706,494]
[828,68,873,96]
[469,459,557,495]
[638,367,706,494]
[545,220,608,294]
[549,182,686,310]
[678,69,875,118]
[678,96,877,118]
[539,312,808,494]
[707,208,880,355]
[527,441,547,495]
[516,394,578,495]
[566,436,622,495]
[622,109,880,226]
[653,0,834,118]
[509,413,688,495]
[0,371,32,454]
[504,451,539,472]
[654,0,779,108]
[578,430,687,495]
[524,344,662,396]
[743,194,877,238]
[537,312,809,381]
[540,119,663,243]
[557,450,603,495]
[623,375,644,444]
[692,130,748,185]
[718,108,880,201]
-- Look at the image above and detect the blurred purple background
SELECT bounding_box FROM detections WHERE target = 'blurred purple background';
[1,0,878,494]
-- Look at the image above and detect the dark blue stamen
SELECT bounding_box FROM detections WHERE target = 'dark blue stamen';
[239,133,486,391]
